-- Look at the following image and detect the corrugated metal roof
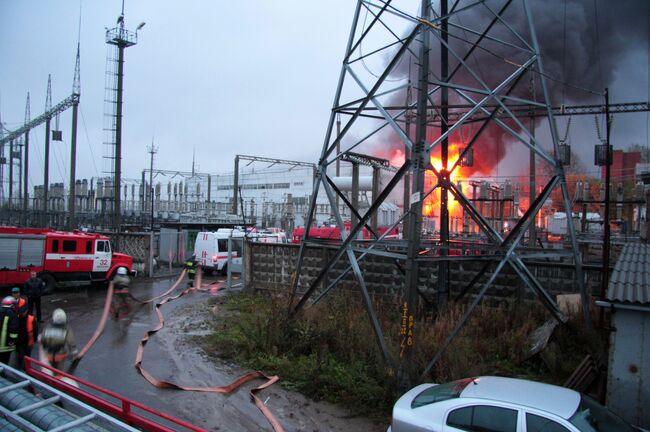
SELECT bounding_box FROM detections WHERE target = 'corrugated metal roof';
[607,243,650,304]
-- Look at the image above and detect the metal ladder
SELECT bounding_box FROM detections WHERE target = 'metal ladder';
[0,364,140,432]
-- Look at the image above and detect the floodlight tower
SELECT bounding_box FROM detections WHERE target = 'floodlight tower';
[105,3,145,232]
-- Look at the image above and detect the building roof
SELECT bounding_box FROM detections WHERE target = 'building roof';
[607,243,650,305]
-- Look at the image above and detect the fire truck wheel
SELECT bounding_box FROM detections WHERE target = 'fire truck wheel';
[40,274,57,294]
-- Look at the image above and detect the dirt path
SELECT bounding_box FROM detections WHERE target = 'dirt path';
[160,296,387,432]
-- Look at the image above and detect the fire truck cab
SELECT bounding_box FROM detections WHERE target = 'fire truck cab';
[0,227,133,292]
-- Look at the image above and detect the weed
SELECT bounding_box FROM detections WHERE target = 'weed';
[198,291,605,417]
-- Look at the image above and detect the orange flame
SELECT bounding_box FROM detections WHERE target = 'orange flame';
[423,143,465,218]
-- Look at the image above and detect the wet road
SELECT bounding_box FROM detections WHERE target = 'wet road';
[35,274,280,431]
[31,274,384,432]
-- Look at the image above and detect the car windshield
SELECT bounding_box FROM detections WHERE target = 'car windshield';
[568,395,635,432]
[411,378,473,408]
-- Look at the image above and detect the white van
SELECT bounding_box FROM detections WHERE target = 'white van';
[249,228,288,244]
[194,229,245,275]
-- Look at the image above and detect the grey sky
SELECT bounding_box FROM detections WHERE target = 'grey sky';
[1,1,649,195]
[0,0,355,188]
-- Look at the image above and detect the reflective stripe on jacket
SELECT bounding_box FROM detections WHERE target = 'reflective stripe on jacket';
[0,315,17,353]
[26,314,36,347]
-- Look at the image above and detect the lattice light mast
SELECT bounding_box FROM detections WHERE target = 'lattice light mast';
[105,4,144,232]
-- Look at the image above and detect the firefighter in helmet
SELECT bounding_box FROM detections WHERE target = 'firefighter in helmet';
[111,267,131,319]
[185,254,198,287]
[0,296,18,364]
[40,308,78,371]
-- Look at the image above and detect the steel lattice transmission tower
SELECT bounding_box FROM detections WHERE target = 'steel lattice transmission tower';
[289,0,588,383]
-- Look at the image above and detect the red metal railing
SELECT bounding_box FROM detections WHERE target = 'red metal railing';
[24,357,207,432]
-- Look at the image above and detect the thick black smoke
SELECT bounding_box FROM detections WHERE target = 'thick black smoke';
[370,0,649,176]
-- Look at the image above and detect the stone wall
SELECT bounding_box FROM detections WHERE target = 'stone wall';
[245,242,604,303]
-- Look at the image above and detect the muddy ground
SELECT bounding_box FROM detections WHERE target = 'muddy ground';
[29,274,387,432]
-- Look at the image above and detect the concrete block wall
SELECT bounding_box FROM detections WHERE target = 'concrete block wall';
[245,242,603,303]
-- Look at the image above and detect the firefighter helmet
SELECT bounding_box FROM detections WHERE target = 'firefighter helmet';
[117,267,128,276]
[52,308,67,325]
[1,296,15,307]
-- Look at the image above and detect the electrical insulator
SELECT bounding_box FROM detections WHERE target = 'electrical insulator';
[635,182,645,200]
[574,181,583,201]
[97,180,104,198]
[558,144,571,165]
[503,181,513,199]
[480,181,489,199]
[458,147,474,167]
[594,144,612,166]
[583,182,590,201]
[514,184,520,207]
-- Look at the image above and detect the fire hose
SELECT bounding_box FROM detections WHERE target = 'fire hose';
[68,268,285,432]
[69,269,188,372]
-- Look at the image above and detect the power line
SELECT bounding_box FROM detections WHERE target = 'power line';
[80,107,99,176]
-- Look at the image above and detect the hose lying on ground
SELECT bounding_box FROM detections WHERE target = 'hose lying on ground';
[134,269,285,432]
[66,268,284,431]
[68,270,187,373]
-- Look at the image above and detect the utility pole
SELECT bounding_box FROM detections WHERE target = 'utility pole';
[232,155,240,214]
[43,75,52,227]
[600,88,611,320]
[528,70,537,245]
[17,142,22,207]
[147,142,157,230]
[9,139,14,210]
[22,94,30,224]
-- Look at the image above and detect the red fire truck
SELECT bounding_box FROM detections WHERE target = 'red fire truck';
[291,222,399,244]
[0,227,133,292]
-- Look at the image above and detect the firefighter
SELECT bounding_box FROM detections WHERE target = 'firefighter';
[0,296,18,365]
[23,271,45,323]
[185,254,198,287]
[40,308,78,371]
[112,267,131,319]
[15,306,37,370]
[11,287,28,316]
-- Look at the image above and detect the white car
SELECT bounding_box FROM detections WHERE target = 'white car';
[389,376,647,432]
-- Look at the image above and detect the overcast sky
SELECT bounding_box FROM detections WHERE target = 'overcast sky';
[1,1,648,193]
[0,0,356,188]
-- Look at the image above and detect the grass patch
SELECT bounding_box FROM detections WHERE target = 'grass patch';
[198,291,604,418]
